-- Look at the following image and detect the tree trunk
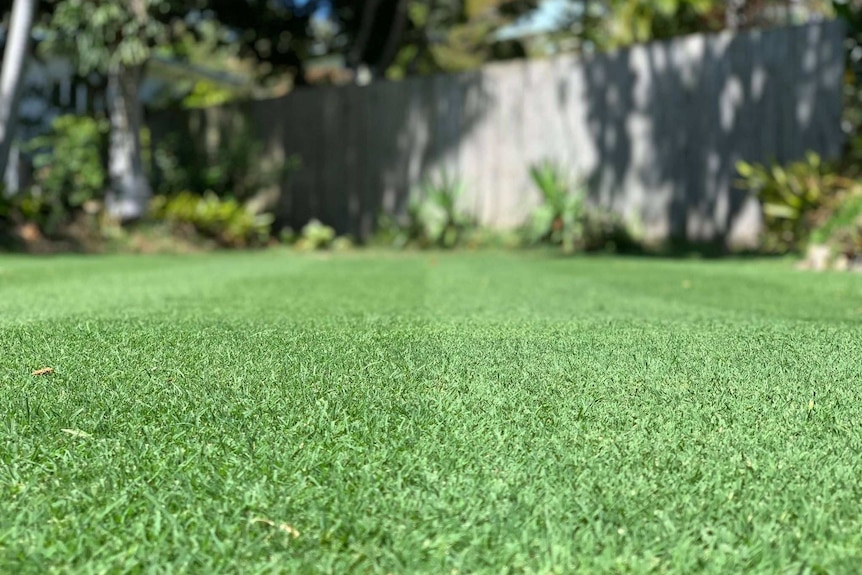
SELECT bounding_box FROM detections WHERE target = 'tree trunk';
[348,0,382,69]
[725,0,744,29]
[375,0,409,78]
[105,63,151,221]
[0,0,37,183]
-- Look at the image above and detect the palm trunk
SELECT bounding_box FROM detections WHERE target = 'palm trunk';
[0,0,37,182]
[105,62,151,221]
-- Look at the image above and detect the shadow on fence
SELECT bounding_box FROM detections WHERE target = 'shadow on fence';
[148,21,845,246]
[149,72,492,239]
[582,23,843,246]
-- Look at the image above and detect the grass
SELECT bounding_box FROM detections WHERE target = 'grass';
[1,250,862,573]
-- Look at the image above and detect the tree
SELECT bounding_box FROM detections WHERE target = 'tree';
[325,0,538,78]
[523,0,834,55]
[44,0,167,220]
[0,0,37,184]
[599,0,724,47]
[34,0,330,220]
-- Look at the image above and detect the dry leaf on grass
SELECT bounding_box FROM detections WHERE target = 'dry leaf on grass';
[32,367,54,376]
[61,428,92,438]
[250,517,300,539]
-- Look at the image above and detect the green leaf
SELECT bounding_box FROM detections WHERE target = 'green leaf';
[763,203,799,219]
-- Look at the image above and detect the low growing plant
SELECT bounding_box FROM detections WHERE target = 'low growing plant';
[526,161,587,253]
[24,114,108,235]
[294,219,337,251]
[377,174,476,249]
[151,120,299,205]
[411,175,476,248]
[736,153,851,253]
[150,191,273,248]
[808,188,862,265]
[525,160,638,253]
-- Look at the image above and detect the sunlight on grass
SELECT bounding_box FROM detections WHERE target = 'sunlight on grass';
[1,251,861,573]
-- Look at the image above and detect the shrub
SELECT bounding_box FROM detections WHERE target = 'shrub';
[409,175,476,249]
[284,219,353,252]
[294,219,337,251]
[581,209,642,253]
[526,161,587,253]
[811,191,862,245]
[151,119,299,204]
[735,153,851,253]
[278,227,297,245]
[372,213,406,248]
[331,236,355,252]
[525,160,638,253]
[150,191,273,248]
[375,174,476,249]
[809,189,862,264]
[23,114,108,234]
[462,227,523,250]
[149,119,297,249]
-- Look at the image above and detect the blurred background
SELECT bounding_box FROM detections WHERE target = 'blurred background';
[0,0,860,267]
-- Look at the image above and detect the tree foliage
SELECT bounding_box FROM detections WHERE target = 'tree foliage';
[41,0,167,73]
[303,0,539,78]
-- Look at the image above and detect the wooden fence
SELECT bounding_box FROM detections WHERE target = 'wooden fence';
[150,21,846,246]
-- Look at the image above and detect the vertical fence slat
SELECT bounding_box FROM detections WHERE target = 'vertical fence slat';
[148,22,844,246]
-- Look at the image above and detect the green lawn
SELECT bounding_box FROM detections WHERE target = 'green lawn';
[2,251,862,573]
